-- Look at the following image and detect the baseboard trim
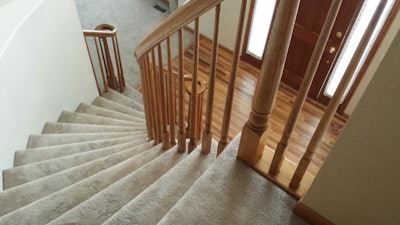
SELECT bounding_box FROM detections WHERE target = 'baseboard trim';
[294,202,334,225]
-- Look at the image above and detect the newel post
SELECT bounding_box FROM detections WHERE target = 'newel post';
[237,0,300,165]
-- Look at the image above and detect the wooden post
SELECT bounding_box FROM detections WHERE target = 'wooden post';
[177,29,186,153]
[269,0,343,176]
[167,37,177,146]
[217,0,248,154]
[202,4,221,154]
[237,0,301,165]
[151,49,162,144]
[290,0,389,188]
[158,43,171,149]
[188,18,200,153]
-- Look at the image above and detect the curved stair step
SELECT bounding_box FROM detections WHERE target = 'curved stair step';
[104,141,217,225]
[92,96,145,118]
[4,140,152,190]
[26,132,144,148]
[3,140,148,190]
[75,103,145,123]
[48,146,187,225]
[121,84,144,104]
[42,122,141,134]
[158,135,306,225]
[0,144,165,224]
[0,141,157,217]
[58,111,144,127]
[14,136,141,167]
[103,89,144,112]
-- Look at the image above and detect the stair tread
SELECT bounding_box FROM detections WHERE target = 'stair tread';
[26,131,143,148]
[4,140,150,189]
[48,145,187,225]
[103,89,144,112]
[158,135,306,225]
[121,84,143,104]
[42,122,143,134]
[75,103,145,123]
[92,96,145,118]
[0,144,165,224]
[58,111,144,127]
[15,136,139,166]
[0,141,157,217]
[104,141,218,225]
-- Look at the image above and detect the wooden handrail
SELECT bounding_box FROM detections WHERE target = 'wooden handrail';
[134,0,224,58]
[83,24,117,37]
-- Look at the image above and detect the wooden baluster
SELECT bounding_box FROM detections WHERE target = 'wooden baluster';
[84,37,102,96]
[145,53,157,141]
[217,0,247,154]
[100,37,119,90]
[237,0,301,164]
[94,37,109,93]
[157,43,171,149]
[202,4,221,154]
[138,57,152,140]
[167,37,177,146]
[269,0,343,176]
[112,36,125,92]
[177,29,186,153]
[151,49,162,144]
[290,0,389,188]
[188,18,200,153]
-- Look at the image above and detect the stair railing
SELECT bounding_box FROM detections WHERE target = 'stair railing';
[135,0,247,153]
[238,0,389,197]
[83,24,125,96]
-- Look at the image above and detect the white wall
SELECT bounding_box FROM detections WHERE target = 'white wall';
[300,28,400,225]
[185,0,250,50]
[0,0,98,190]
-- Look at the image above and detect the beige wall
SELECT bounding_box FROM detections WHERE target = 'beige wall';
[345,10,400,115]
[0,0,98,190]
[301,28,400,225]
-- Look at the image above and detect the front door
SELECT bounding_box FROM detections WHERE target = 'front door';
[242,0,364,105]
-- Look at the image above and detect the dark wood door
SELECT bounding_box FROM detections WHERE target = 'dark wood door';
[282,0,364,104]
[242,0,364,105]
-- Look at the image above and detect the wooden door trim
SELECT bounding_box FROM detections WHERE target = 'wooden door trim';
[240,0,260,66]
[338,0,400,114]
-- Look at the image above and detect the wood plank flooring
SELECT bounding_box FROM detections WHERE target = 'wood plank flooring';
[138,35,346,186]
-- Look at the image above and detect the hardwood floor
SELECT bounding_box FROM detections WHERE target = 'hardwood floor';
[138,35,346,181]
[176,36,346,177]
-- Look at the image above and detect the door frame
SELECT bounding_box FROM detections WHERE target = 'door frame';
[241,0,400,116]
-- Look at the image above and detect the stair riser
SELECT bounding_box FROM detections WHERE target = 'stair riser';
[103,89,144,112]
[14,136,145,167]
[58,111,143,127]
[42,122,144,134]
[75,103,145,123]
[26,132,145,148]
[92,97,145,118]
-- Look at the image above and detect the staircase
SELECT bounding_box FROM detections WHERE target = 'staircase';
[0,86,305,224]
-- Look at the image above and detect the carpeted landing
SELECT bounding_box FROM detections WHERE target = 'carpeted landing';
[0,87,307,224]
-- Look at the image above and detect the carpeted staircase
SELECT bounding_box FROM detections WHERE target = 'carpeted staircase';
[0,85,306,224]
